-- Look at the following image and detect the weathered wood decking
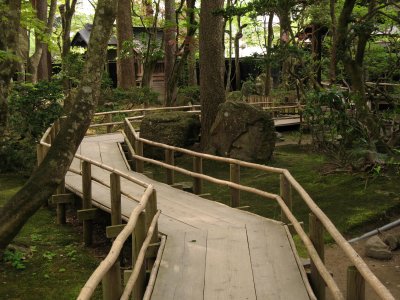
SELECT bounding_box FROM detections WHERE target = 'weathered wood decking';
[66,133,312,299]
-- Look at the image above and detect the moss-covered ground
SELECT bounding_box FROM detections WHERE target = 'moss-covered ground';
[0,174,102,300]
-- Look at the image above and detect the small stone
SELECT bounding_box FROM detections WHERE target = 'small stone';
[383,234,398,251]
[365,236,393,260]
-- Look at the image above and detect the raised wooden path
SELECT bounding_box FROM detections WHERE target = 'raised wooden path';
[66,133,312,299]
[38,105,395,300]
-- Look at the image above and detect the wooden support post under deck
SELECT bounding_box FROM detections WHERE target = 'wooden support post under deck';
[346,265,365,300]
[230,164,240,208]
[146,190,159,245]
[165,149,175,185]
[82,161,93,246]
[132,212,146,300]
[36,144,44,166]
[309,213,325,300]
[102,172,122,300]
[106,114,113,133]
[193,156,203,195]
[56,179,66,225]
[135,140,144,173]
[280,174,293,224]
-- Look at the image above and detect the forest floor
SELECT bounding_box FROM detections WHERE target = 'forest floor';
[1,130,399,298]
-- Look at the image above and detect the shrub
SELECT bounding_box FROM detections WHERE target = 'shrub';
[100,87,160,110]
[176,86,200,106]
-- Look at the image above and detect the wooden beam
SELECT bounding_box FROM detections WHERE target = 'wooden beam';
[82,161,93,246]
[230,163,240,207]
[135,140,144,173]
[132,212,146,300]
[193,156,203,195]
[347,266,365,300]
[77,208,99,221]
[110,173,122,226]
[165,149,175,185]
[51,193,74,205]
[309,213,325,300]
[106,224,126,239]
[280,174,292,225]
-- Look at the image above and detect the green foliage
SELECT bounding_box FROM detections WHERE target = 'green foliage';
[9,81,63,140]
[0,81,63,173]
[3,249,26,270]
[100,87,160,111]
[176,85,200,105]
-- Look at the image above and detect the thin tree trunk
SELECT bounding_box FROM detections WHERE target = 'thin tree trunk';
[199,0,225,149]
[0,0,22,136]
[265,12,274,97]
[329,0,337,83]
[188,37,197,86]
[234,15,243,91]
[225,0,233,92]
[164,0,176,105]
[59,0,78,112]
[117,0,136,89]
[0,0,117,255]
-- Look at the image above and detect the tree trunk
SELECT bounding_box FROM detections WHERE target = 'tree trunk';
[0,0,117,255]
[199,0,225,149]
[59,0,78,112]
[27,0,57,83]
[164,0,176,106]
[0,0,22,136]
[117,0,136,89]
[225,0,233,92]
[188,37,197,86]
[329,0,337,83]
[264,12,274,97]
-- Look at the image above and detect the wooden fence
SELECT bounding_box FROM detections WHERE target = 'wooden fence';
[38,120,162,300]
[37,105,395,300]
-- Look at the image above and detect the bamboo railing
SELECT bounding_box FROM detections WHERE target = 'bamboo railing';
[38,119,162,300]
[37,105,395,300]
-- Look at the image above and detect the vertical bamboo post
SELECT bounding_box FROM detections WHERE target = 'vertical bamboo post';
[230,164,240,207]
[132,212,146,300]
[106,114,113,133]
[82,161,93,246]
[193,156,203,195]
[145,189,158,244]
[36,144,44,166]
[56,179,66,225]
[165,149,174,185]
[309,213,325,300]
[346,266,365,300]
[102,173,122,300]
[135,140,144,173]
[280,174,292,224]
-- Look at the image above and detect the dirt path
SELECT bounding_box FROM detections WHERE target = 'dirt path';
[325,227,400,299]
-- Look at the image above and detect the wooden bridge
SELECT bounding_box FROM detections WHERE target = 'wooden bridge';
[37,105,394,300]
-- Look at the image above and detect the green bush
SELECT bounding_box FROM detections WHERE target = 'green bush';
[176,86,200,106]
[0,81,63,173]
[100,87,160,111]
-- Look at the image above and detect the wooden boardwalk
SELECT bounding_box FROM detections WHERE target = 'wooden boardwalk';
[66,133,312,299]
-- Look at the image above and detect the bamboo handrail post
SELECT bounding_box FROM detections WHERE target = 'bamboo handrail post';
[193,156,203,195]
[145,189,159,265]
[309,213,325,300]
[56,178,66,225]
[347,265,365,300]
[280,174,293,225]
[132,212,146,300]
[106,114,113,133]
[230,163,240,208]
[102,172,122,300]
[135,140,144,173]
[82,161,93,246]
[165,149,175,185]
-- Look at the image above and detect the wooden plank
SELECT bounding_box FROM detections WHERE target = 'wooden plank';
[204,227,256,300]
[246,221,310,300]
[151,230,206,300]
[106,224,126,239]
[51,193,74,205]
[77,208,99,221]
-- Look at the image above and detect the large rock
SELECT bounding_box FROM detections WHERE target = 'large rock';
[140,111,200,159]
[365,236,393,260]
[209,101,276,162]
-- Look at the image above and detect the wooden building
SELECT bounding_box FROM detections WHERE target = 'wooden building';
[71,24,165,96]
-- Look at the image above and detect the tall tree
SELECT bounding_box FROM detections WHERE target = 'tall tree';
[0,0,118,255]
[163,0,176,104]
[199,0,225,148]
[0,0,22,136]
[117,0,136,89]
[59,0,78,108]
[27,0,57,83]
